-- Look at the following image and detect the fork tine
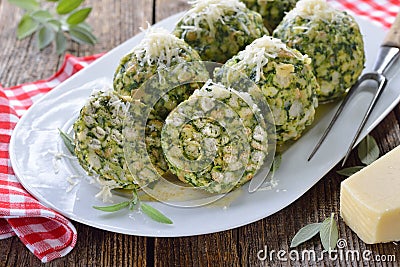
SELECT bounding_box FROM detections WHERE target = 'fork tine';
[308,77,364,161]
[341,76,387,166]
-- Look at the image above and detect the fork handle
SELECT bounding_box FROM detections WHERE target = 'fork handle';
[383,11,400,48]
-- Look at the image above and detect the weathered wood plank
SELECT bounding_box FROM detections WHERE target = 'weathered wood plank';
[155,0,189,23]
[154,232,240,267]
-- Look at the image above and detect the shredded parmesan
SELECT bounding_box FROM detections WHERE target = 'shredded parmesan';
[66,175,80,193]
[286,0,341,21]
[48,150,76,160]
[48,150,76,174]
[94,176,120,203]
[230,36,309,83]
[181,0,249,37]
[133,27,189,68]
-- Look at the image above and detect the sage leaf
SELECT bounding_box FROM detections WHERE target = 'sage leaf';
[11,0,96,53]
[17,14,38,39]
[291,223,322,248]
[58,128,75,155]
[319,213,338,251]
[37,25,54,50]
[46,19,62,32]
[140,203,173,224]
[31,10,53,23]
[358,135,379,165]
[55,31,67,54]
[336,166,364,177]
[9,0,39,11]
[56,0,83,15]
[77,22,93,32]
[67,7,92,25]
[93,201,130,212]
[69,25,97,45]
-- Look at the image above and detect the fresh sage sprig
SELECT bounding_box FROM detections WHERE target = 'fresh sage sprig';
[291,213,339,251]
[93,189,173,224]
[93,200,131,212]
[140,203,173,224]
[9,0,96,54]
[336,134,380,177]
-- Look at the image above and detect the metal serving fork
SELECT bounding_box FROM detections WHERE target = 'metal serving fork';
[308,12,400,166]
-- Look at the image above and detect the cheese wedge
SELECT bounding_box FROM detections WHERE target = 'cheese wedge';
[340,145,400,244]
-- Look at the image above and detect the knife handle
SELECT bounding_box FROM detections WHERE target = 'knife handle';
[383,11,400,48]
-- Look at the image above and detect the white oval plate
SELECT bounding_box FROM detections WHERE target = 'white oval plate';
[9,12,400,237]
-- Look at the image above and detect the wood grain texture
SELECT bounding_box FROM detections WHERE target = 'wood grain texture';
[1,0,400,266]
[155,0,189,22]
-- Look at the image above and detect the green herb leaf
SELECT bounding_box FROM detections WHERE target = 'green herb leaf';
[37,25,54,49]
[290,223,322,248]
[93,201,130,212]
[17,14,39,39]
[77,21,92,31]
[31,10,53,23]
[358,135,379,165]
[46,19,62,32]
[68,24,97,45]
[319,213,338,251]
[140,203,173,224]
[58,128,75,155]
[11,0,96,54]
[66,7,92,25]
[55,31,67,54]
[56,0,83,15]
[9,0,40,11]
[336,166,364,177]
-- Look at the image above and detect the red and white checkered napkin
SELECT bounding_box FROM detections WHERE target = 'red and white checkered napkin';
[329,0,400,28]
[0,53,103,263]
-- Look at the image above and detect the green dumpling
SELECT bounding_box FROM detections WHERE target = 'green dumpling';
[173,0,268,63]
[241,0,299,32]
[215,36,319,145]
[273,0,365,102]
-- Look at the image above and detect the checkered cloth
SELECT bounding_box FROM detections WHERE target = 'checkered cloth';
[329,0,400,28]
[0,54,103,263]
[0,0,399,263]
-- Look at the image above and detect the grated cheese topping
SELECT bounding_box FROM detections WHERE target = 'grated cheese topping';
[286,0,341,21]
[181,0,249,37]
[94,176,121,203]
[89,87,130,117]
[133,27,190,68]
[231,36,310,82]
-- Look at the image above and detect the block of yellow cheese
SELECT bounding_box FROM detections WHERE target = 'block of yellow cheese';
[340,145,400,244]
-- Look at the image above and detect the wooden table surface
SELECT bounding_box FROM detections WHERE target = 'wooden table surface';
[0,0,399,266]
